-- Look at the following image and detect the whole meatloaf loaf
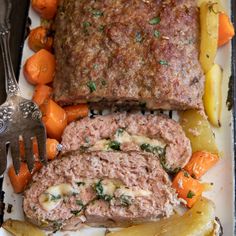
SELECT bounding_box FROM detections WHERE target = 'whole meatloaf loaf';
[53,0,204,110]
[23,151,179,231]
[61,112,192,172]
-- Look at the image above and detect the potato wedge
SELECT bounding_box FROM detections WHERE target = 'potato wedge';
[2,219,45,236]
[179,110,219,154]
[107,198,215,236]
[199,1,219,73]
[203,64,222,127]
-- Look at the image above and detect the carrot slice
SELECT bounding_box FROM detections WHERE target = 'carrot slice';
[32,84,52,106]
[8,162,42,193]
[184,151,219,179]
[41,99,67,141]
[46,138,60,160]
[28,26,53,52]
[24,49,56,85]
[218,12,235,47]
[172,170,204,208]
[32,0,58,20]
[64,104,89,123]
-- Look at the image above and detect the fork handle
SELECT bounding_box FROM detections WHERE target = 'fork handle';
[0,0,20,97]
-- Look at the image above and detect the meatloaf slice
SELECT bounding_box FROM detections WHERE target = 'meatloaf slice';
[23,151,179,231]
[53,0,204,110]
[61,113,191,172]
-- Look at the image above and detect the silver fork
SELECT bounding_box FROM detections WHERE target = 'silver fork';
[0,0,46,175]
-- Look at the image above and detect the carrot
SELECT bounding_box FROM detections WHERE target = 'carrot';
[41,99,67,141]
[46,138,61,160]
[28,26,53,52]
[32,0,58,20]
[32,84,52,106]
[24,49,56,85]
[172,170,204,208]
[64,104,89,123]
[8,162,42,193]
[19,138,39,161]
[218,12,235,47]
[184,151,219,179]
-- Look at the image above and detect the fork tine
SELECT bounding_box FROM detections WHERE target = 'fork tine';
[0,142,7,176]
[23,136,34,173]
[10,139,21,175]
[35,128,47,164]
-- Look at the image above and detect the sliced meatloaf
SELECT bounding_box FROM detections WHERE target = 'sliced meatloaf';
[61,113,192,172]
[23,151,179,231]
[53,0,204,110]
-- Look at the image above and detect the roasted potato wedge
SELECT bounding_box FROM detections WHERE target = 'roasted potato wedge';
[203,64,223,127]
[2,219,45,236]
[179,110,219,154]
[107,198,216,236]
[199,1,219,73]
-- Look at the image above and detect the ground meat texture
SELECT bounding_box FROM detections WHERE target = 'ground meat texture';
[61,112,192,171]
[23,151,179,231]
[53,0,204,110]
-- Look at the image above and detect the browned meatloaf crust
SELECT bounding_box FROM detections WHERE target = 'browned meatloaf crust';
[23,151,179,231]
[61,112,191,172]
[53,0,204,110]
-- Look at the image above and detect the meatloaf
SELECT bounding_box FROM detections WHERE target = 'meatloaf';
[61,112,192,172]
[53,0,204,110]
[23,151,179,231]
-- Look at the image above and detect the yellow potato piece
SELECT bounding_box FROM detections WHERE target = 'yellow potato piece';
[179,110,219,154]
[107,198,215,236]
[199,1,219,73]
[203,64,222,127]
[2,219,45,236]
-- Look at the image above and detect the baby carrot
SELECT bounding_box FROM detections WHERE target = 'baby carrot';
[172,170,204,208]
[218,12,235,47]
[41,99,67,141]
[46,138,61,160]
[24,49,56,85]
[184,151,219,179]
[28,26,53,52]
[32,84,52,106]
[32,0,58,20]
[64,104,89,123]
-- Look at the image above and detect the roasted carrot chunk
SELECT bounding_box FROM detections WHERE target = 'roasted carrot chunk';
[24,49,56,85]
[32,0,58,20]
[184,151,219,179]
[8,162,42,193]
[64,104,89,123]
[32,84,52,106]
[41,99,67,141]
[28,26,53,52]
[46,138,60,160]
[218,12,235,47]
[172,170,204,208]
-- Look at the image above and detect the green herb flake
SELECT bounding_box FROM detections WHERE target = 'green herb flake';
[83,21,91,28]
[187,190,195,199]
[140,143,165,156]
[101,80,107,86]
[94,180,113,201]
[98,25,105,32]
[135,32,143,43]
[116,128,124,136]
[159,60,169,66]
[149,17,160,25]
[92,9,103,17]
[120,195,132,207]
[76,181,86,187]
[50,194,61,202]
[71,210,82,216]
[87,81,96,92]
[76,200,84,207]
[109,141,121,150]
[184,171,190,178]
[154,30,160,38]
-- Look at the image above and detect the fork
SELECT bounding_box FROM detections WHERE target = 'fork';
[0,0,46,175]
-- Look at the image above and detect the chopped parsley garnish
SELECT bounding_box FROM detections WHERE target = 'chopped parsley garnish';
[71,209,83,216]
[149,17,160,25]
[76,200,84,207]
[109,141,121,150]
[154,30,160,38]
[92,9,103,17]
[76,181,86,187]
[140,143,165,156]
[159,60,169,65]
[120,195,132,207]
[135,32,143,43]
[187,190,195,199]
[50,194,61,201]
[87,81,96,92]
[94,180,113,201]
[116,128,124,136]
[83,21,91,27]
